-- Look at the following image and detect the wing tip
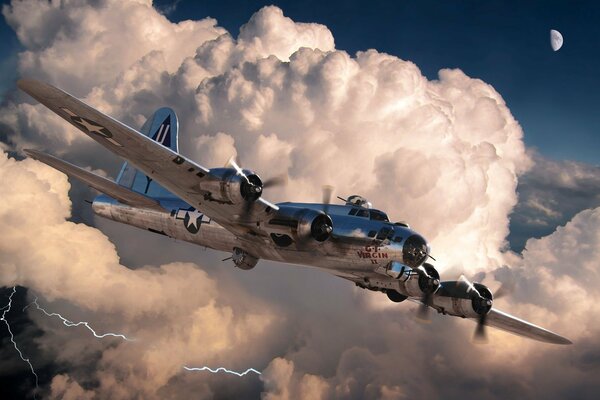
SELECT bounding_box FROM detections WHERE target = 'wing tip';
[488,308,573,345]
[17,78,59,100]
[23,148,46,162]
[17,78,40,92]
[550,335,573,345]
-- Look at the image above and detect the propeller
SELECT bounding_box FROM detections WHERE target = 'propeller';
[226,156,288,220]
[475,278,513,342]
[289,185,333,249]
[457,275,493,343]
[416,266,440,322]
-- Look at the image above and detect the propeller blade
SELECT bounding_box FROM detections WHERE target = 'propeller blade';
[416,292,432,322]
[262,174,288,188]
[322,185,334,215]
[241,198,254,221]
[473,314,488,344]
[457,274,481,297]
[227,156,248,181]
[493,281,515,300]
[322,185,333,204]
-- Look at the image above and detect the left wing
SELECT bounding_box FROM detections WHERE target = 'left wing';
[24,149,165,212]
[18,79,276,238]
[337,270,572,345]
[480,308,572,345]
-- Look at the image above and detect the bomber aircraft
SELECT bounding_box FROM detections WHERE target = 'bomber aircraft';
[18,79,571,345]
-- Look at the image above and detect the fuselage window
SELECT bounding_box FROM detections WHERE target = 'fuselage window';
[368,230,377,238]
[376,227,392,240]
[349,208,359,216]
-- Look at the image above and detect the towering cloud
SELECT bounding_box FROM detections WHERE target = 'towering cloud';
[0,1,597,399]
[2,1,529,275]
[0,151,279,399]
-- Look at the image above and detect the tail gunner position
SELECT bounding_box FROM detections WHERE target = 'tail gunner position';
[18,79,571,345]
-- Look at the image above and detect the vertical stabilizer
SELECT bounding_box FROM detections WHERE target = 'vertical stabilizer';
[116,107,179,199]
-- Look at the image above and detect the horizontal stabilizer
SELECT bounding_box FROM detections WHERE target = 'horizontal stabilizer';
[480,308,572,345]
[24,149,164,212]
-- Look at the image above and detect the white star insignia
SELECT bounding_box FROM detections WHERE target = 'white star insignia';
[185,210,204,229]
[78,118,106,135]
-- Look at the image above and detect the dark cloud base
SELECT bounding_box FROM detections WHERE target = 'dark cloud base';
[1,286,53,399]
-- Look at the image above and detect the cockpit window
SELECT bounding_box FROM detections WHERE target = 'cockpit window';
[356,209,369,218]
[370,210,389,222]
[348,208,359,216]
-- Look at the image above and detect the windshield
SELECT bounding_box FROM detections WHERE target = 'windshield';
[369,210,389,222]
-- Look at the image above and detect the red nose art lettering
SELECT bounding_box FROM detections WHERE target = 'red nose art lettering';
[357,246,388,259]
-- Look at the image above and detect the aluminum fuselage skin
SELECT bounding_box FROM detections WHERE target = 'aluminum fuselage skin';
[92,196,416,276]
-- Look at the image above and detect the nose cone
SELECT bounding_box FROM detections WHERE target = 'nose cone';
[403,234,429,267]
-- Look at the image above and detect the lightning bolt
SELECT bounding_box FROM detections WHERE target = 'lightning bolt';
[183,366,261,376]
[24,296,133,341]
[1,286,39,399]
[4,285,258,395]
[30,296,262,378]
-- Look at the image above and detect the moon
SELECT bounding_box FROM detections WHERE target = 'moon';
[550,29,563,51]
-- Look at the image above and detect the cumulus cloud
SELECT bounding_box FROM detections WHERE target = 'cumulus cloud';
[0,1,598,399]
[509,152,600,251]
[0,151,279,399]
[257,207,600,400]
[49,374,95,400]
[182,46,529,276]
[2,1,529,276]
[3,0,225,93]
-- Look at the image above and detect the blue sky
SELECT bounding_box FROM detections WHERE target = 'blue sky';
[1,0,598,164]
[160,0,600,164]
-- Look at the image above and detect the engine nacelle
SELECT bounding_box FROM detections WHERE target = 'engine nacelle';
[431,281,493,318]
[379,261,440,298]
[203,168,263,204]
[267,207,333,243]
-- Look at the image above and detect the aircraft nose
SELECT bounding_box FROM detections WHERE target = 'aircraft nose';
[402,234,429,267]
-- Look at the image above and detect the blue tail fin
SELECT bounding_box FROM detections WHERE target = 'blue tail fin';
[116,107,179,199]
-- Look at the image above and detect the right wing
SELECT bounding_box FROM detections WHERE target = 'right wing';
[18,79,276,238]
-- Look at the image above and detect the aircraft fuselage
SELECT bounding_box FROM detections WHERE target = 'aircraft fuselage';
[92,195,417,275]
